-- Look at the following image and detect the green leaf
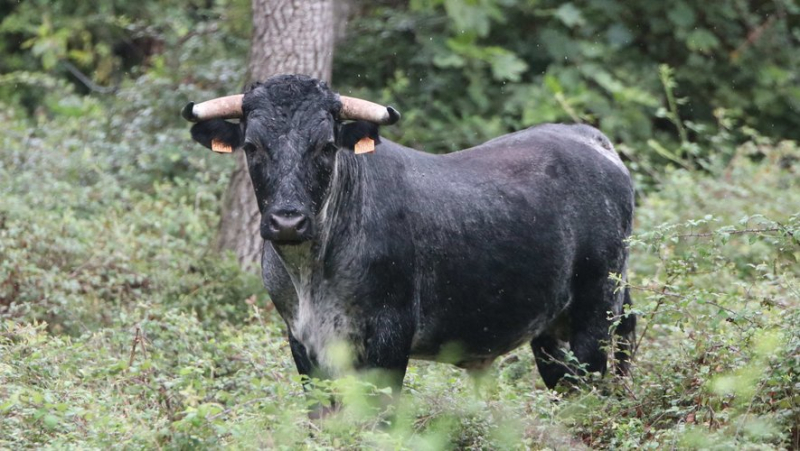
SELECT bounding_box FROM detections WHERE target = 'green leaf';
[606,24,633,48]
[544,74,563,94]
[667,2,696,29]
[686,29,720,53]
[555,3,585,28]
[0,400,15,412]
[42,414,60,430]
[488,49,527,82]
[432,52,466,69]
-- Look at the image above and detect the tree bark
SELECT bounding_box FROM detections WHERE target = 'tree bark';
[215,0,335,271]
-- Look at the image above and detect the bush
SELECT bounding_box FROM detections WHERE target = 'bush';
[1,1,798,447]
[2,124,797,447]
[335,0,800,170]
[0,72,263,334]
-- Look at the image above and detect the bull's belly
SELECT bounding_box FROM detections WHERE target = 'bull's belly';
[408,306,560,370]
[409,336,533,371]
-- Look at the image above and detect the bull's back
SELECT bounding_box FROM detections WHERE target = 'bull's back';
[373,124,633,364]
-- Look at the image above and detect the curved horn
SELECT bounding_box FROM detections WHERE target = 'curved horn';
[181,94,244,122]
[339,95,400,125]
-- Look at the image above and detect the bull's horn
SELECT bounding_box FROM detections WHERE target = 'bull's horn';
[339,95,400,125]
[181,94,244,122]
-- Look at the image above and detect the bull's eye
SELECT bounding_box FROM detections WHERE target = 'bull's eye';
[314,142,337,159]
[322,142,337,154]
[243,141,257,153]
[314,142,337,169]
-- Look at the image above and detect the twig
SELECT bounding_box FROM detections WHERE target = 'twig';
[734,377,768,439]
[175,23,220,47]
[159,385,175,420]
[553,92,583,123]
[706,404,718,430]
[628,283,756,328]
[540,348,579,375]
[648,408,671,430]
[776,221,800,247]
[700,301,751,324]
[138,326,148,357]
[616,144,662,185]
[307,418,323,433]
[674,227,784,239]
[659,65,688,146]
[61,61,117,94]
[497,353,520,368]
[128,326,141,368]
[634,288,666,355]
[617,373,638,401]
[731,14,779,59]
[669,419,685,450]
[68,228,111,277]
[206,397,263,421]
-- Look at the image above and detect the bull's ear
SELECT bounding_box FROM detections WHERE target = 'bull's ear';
[338,121,381,154]
[189,119,242,153]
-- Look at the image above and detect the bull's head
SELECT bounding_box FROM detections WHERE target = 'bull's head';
[182,75,399,245]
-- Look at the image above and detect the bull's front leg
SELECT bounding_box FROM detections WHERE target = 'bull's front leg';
[354,307,415,418]
[288,329,316,378]
[291,304,414,419]
[286,329,334,419]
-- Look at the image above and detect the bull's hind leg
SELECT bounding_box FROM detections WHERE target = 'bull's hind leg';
[532,274,629,388]
[567,263,630,379]
[613,287,636,376]
[568,321,610,377]
[531,334,575,389]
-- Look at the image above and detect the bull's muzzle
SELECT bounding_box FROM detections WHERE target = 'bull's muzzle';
[263,209,312,244]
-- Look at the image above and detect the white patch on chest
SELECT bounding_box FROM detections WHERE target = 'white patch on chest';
[276,243,363,376]
[293,289,362,375]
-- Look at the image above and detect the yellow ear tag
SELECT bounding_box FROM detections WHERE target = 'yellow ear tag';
[211,139,233,153]
[354,137,375,154]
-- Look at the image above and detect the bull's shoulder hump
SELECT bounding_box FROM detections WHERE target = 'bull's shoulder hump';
[543,124,626,173]
[460,123,628,174]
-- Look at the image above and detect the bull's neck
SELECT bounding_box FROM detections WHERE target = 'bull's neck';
[316,151,369,259]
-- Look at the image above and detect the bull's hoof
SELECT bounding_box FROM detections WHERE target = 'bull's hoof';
[307,403,340,421]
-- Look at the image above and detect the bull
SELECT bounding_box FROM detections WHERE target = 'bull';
[182,74,635,396]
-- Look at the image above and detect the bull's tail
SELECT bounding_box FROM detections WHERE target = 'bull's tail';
[613,287,636,376]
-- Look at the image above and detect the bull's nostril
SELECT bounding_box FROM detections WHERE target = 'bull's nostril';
[269,214,282,232]
[268,212,310,240]
[295,216,308,233]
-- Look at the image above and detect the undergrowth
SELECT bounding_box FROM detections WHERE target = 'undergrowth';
[1,85,798,449]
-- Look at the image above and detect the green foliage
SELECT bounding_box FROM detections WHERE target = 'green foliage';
[0,0,250,111]
[1,0,799,448]
[4,0,798,178]
[3,90,798,446]
[335,0,800,170]
[0,66,262,335]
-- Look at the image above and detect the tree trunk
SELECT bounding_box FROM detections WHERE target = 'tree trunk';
[215,0,335,271]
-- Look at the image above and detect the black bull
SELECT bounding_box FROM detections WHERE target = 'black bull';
[185,75,636,391]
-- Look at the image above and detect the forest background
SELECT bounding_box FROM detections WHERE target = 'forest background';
[1,0,798,448]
